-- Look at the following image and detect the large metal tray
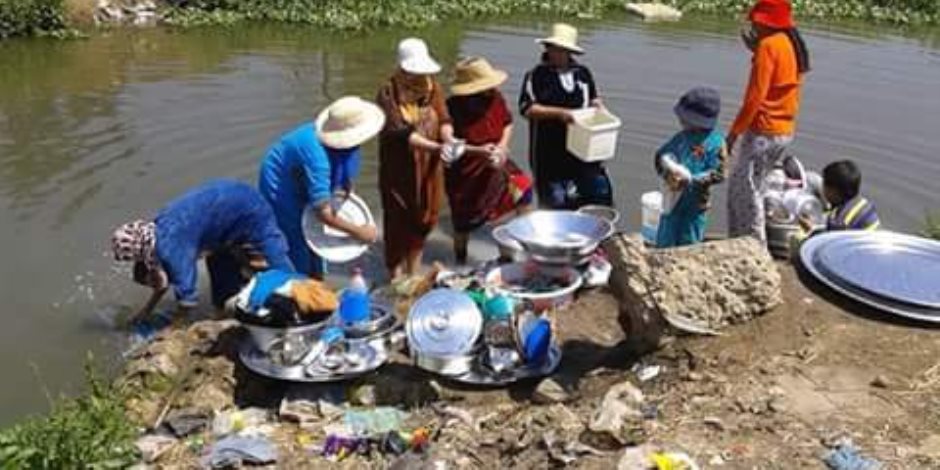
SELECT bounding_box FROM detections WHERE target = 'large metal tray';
[446,344,562,386]
[799,232,940,324]
[813,231,940,309]
[239,339,387,383]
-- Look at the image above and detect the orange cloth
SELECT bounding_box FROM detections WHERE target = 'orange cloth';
[730,32,803,137]
[289,279,338,316]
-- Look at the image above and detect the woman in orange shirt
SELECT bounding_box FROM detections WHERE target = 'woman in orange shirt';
[726,0,810,241]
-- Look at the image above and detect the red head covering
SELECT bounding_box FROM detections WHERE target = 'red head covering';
[749,0,795,29]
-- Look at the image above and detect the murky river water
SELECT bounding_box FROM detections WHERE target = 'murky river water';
[0,15,938,423]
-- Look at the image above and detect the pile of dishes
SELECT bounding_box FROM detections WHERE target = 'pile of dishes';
[239,302,399,382]
[764,166,825,258]
[407,289,561,385]
[800,230,940,323]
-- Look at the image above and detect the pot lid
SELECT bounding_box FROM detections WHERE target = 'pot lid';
[407,289,482,357]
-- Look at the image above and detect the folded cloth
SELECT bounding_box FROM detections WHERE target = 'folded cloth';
[202,435,277,469]
[291,279,339,315]
[230,269,336,318]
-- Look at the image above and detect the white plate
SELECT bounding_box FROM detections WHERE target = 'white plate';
[302,192,374,263]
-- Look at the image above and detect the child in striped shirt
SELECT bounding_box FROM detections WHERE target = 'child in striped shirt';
[799,160,880,235]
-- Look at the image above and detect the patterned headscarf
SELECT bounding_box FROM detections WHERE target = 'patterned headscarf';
[111,220,157,272]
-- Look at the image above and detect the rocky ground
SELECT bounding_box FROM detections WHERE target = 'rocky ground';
[121,261,940,469]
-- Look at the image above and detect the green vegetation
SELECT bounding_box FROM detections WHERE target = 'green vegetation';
[162,0,940,29]
[162,0,624,29]
[0,359,138,469]
[0,0,70,38]
[923,212,940,240]
[670,0,939,25]
[2,0,939,39]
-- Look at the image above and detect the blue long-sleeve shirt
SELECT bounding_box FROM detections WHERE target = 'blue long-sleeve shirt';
[257,122,361,274]
[154,180,293,306]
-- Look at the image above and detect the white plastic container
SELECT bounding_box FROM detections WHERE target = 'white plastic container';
[641,191,663,245]
[566,107,622,162]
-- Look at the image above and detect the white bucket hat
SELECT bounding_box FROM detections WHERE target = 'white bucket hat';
[397,38,442,75]
[315,96,386,150]
[537,23,584,54]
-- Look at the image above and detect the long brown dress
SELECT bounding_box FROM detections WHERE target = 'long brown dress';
[376,72,450,273]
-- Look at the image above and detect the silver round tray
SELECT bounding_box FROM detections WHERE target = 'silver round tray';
[799,232,940,324]
[813,231,940,309]
[446,344,562,386]
[239,339,387,383]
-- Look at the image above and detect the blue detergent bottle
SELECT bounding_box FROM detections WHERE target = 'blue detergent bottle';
[339,268,370,325]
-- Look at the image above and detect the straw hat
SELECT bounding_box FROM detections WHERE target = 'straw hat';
[450,57,509,96]
[397,38,441,75]
[537,23,584,54]
[316,96,386,150]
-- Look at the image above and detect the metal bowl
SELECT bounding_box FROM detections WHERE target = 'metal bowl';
[502,210,614,255]
[577,205,621,225]
[243,323,326,354]
[330,302,396,338]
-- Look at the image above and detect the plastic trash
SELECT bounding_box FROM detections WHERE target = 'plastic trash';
[202,435,277,468]
[650,451,700,470]
[344,407,408,436]
[339,268,370,324]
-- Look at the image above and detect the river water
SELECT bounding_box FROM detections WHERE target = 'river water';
[0,15,938,422]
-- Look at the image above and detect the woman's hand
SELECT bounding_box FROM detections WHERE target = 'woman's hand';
[355,224,379,244]
[485,144,507,167]
[666,171,688,191]
[726,133,739,154]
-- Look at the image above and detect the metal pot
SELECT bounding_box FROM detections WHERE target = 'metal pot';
[412,350,476,377]
[766,222,800,259]
[407,289,483,357]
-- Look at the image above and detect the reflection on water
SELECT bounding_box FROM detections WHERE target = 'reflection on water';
[0,15,938,423]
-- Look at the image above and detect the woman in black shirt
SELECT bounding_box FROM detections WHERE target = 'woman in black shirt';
[519,23,614,209]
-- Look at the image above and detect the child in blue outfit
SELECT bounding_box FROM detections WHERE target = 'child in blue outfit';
[654,87,728,248]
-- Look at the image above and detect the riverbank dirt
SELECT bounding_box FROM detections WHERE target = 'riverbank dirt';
[121,263,940,469]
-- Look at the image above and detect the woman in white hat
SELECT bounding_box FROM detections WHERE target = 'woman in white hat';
[445,56,533,265]
[519,23,613,210]
[376,38,455,279]
[258,96,385,278]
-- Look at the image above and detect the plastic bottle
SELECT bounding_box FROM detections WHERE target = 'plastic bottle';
[339,268,370,325]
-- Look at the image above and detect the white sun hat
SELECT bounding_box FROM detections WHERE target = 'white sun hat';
[315,96,386,150]
[397,37,442,75]
[536,23,585,54]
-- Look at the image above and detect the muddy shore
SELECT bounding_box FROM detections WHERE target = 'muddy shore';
[119,262,940,469]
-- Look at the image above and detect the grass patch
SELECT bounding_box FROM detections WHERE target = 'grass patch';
[923,212,940,240]
[668,0,939,25]
[0,0,70,38]
[0,357,138,469]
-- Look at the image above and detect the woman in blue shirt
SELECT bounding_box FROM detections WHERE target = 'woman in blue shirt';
[259,97,385,277]
[111,180,294,322]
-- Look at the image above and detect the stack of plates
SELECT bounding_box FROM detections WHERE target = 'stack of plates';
[799,231,940,323]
